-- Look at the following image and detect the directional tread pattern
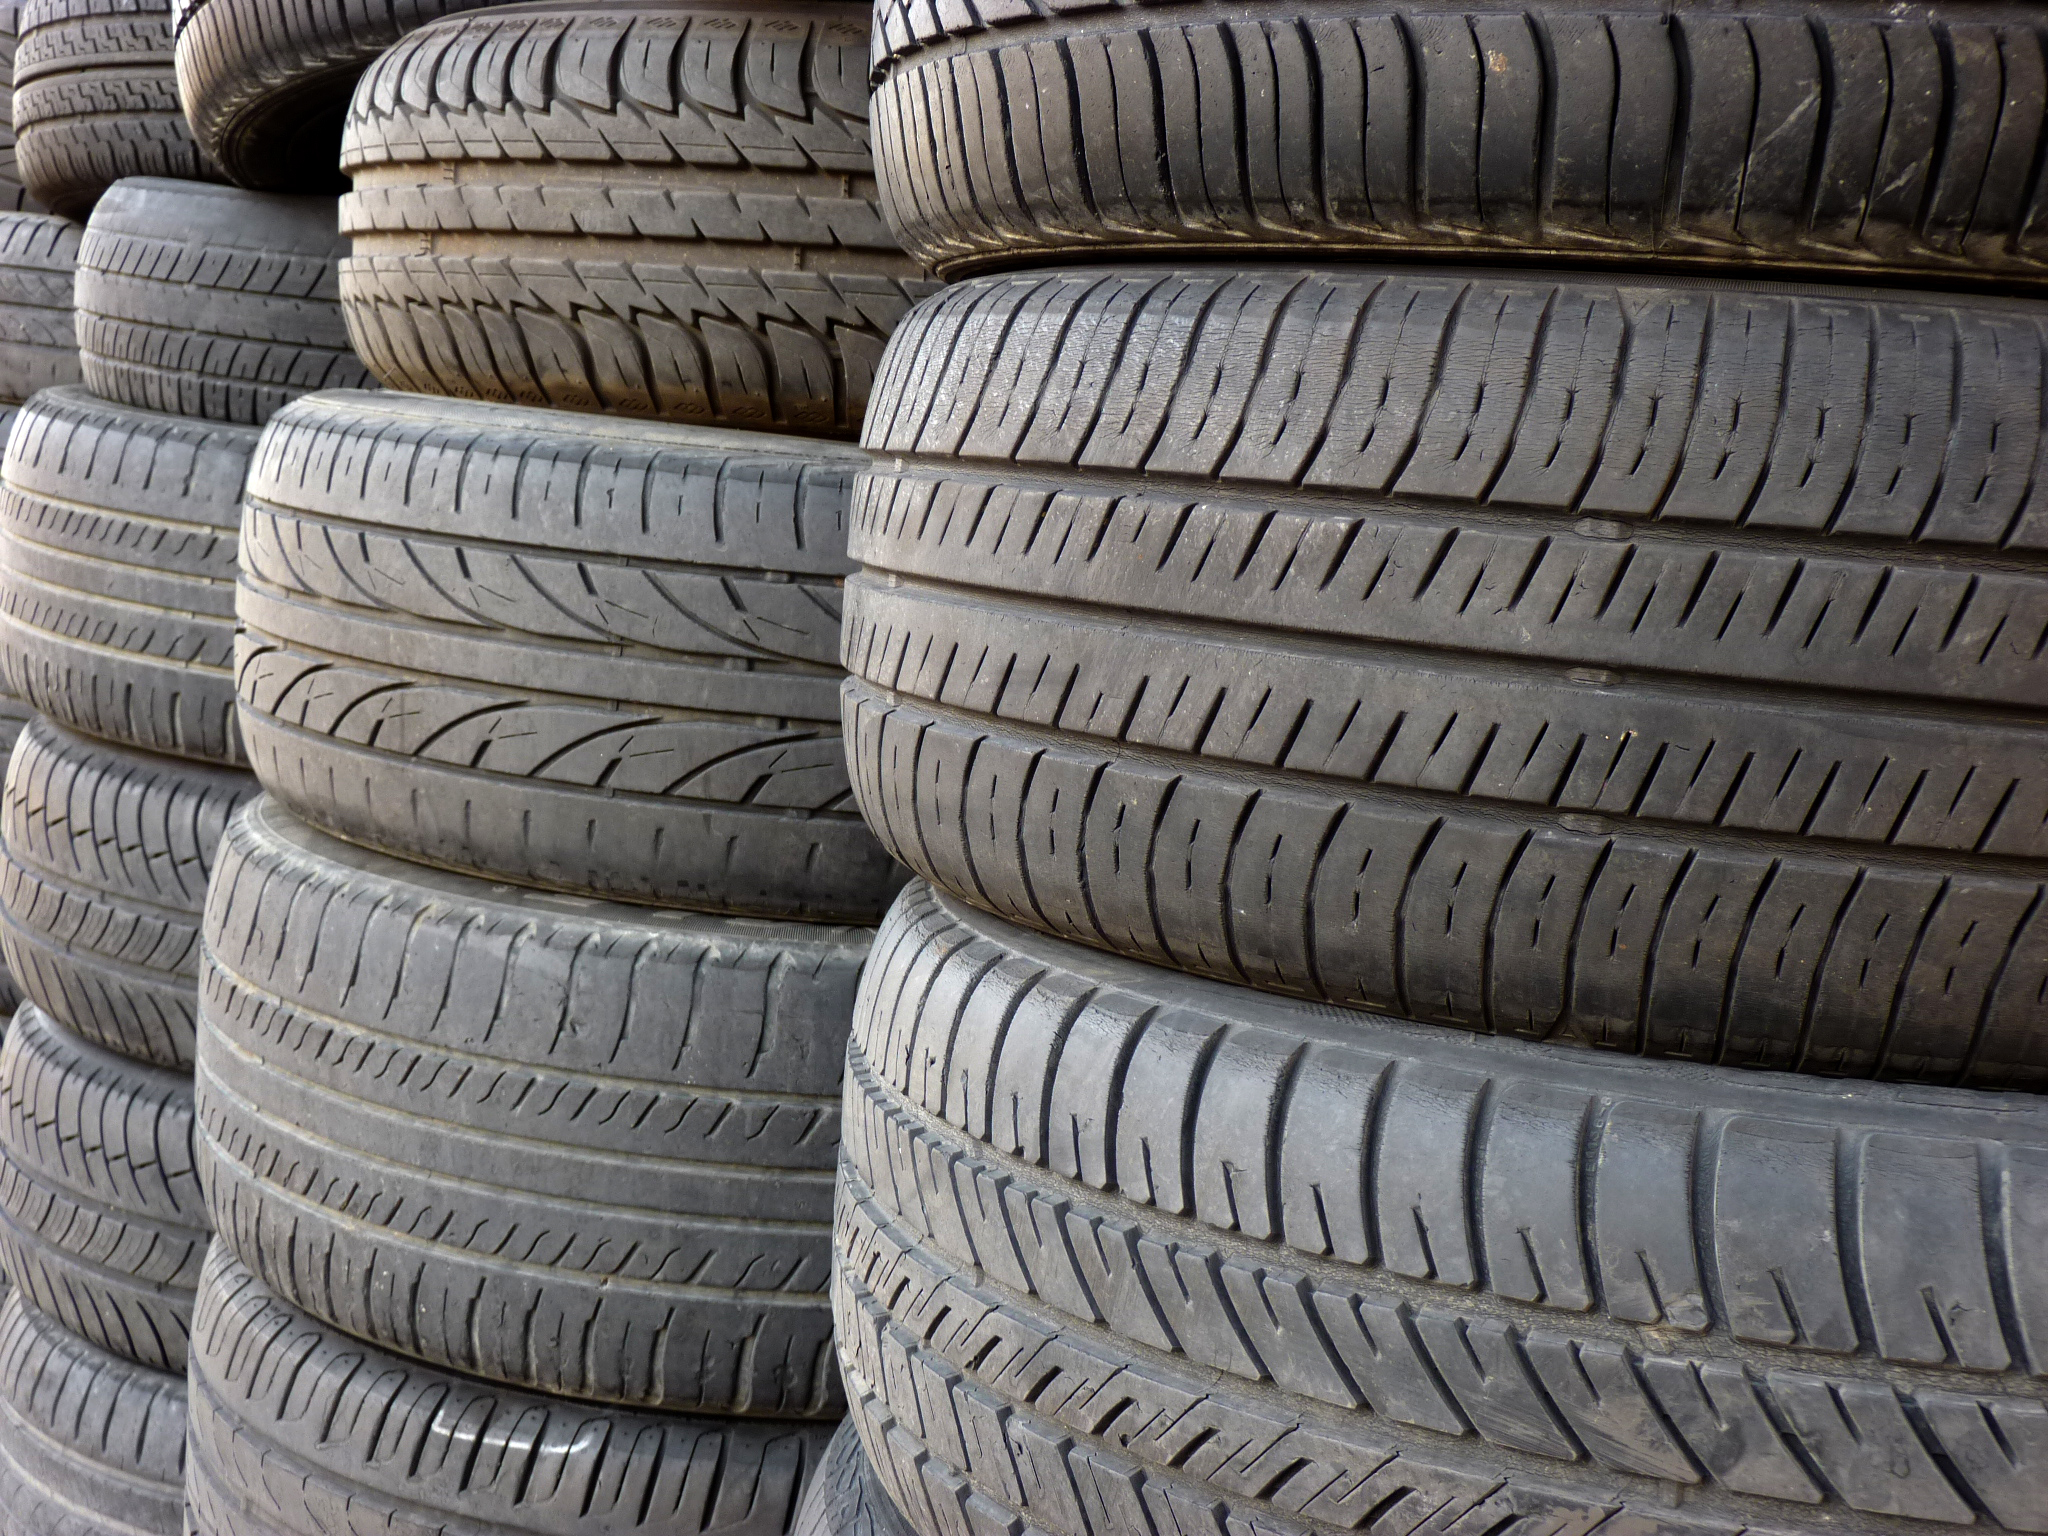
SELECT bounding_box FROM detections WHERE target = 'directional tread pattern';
[0,212,76,401]
[795,1422,918,1536]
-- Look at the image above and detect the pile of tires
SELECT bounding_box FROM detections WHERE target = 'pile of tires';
[804,4,2048,1535]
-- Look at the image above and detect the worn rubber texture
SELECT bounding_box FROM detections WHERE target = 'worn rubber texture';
[198,795,865,1415]
[0,4,40,211]
[794,1423,917,1536]
[0,718,255,1068]
[188,1241,835,1536]
[849,267,2048,1088]
[872,0,2048,283]
[13,0,219,218]
[338,0,936,439]
[0,212,77,401]
[75,178,369,425]
[0,1291,183,1536]
[842,882,2048,1536]
[0,389,254,763]
[0,1001,206,1373]
[238,390,904,920]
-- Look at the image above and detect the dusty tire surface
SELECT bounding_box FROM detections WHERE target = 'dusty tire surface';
[199,795,865,1415]
[0,212,76,400]
[872,0,2048,283]
[0,4,39,211]
[843,882,2048,1536]
[339,0,935,438]
[849,266,2048,1087]
[75,177,368,424]
[793,1422,916,1536]
[187,1241,835,1536]
[238,389,903,919]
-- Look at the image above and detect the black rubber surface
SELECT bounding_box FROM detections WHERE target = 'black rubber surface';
[870,0,2048,283]
[848,266,2048,1086]
[0,212,76,401]
[793,1422,917,1536]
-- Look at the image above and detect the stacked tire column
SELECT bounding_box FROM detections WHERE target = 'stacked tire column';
[175,4,933,1533]
[812,5,2048,1536]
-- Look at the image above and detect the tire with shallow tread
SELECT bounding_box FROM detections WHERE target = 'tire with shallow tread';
[0,5,40,212]
[794,1422,917,1536]
[0,213,75,400]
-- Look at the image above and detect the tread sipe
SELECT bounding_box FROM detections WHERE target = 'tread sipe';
[871,0,2048,283]
[199,795,867,1415]
[849,266,2048,1087]
[793,1423,917,1536]
[338,0,935,438]
[0,212,77,401]
[843,883,2048,1536]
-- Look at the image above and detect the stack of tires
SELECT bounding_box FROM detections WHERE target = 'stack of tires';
[813,6,2048,1536]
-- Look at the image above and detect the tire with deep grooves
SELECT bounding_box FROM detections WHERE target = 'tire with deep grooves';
[0,213,76,402]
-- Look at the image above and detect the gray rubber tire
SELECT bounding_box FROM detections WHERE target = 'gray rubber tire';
[0,213,76,399]
[187,1241,835,1536]
[794,1423,917,1536]
[238,389,904,920]
[0,1290,183,1536]
[12,0,218,219]
[200,795,862,1414]
[0,388,253,763]
[844,882,2048,1536]
[849,266,2048,1088]
[75,177,369,424]
[0,4,40,211]
[338,0,935,438]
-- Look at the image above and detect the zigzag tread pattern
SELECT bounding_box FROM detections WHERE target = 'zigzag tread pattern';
[796,1421,921,1536]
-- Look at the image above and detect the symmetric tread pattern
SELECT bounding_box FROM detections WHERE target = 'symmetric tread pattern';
[842,884,2048,1536]
[75,177,368,425]
[0,213,76,401]
[238,390,903,920]
[0,4,40,211]
[339,2,936,439]
[198,795,868,1416]
[0,717,255,1068]
[188,1242,834,1536]
[0,388,255,764]
[871,0,2048,283]
[0,1002,206,1373]
[849,268,2048,1087]
[794,1423,917,1536]
[13,0,219,218]
[0,1292,183,1536]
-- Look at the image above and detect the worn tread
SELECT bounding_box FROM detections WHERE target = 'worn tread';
[794,1422,918,1536]
[0,212,75,399]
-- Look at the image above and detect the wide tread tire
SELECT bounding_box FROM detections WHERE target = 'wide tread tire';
[0,213,77,401]
[13,0,218,218]
[0,4,39,211]
[338,1,935,439]
[75,177,368,425]
[0,718,255,1068]
[199,795,865,1416]
[795,1423,917,1536]
[0,1291,183,1536]
[238,390,903,919]
[843,883,2048,1536]
[187,1242,834,1536]
[849,267,2048,1088]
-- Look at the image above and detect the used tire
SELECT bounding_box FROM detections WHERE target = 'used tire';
[0,387,254,763]
[0,717,255,1067]
[13,0,217,219]
[0,1291,183,1536]
[848,267,2048,1087]
[187,1242,835,1536]
[843,883,2048,1536]
[238,390,904,919]
[199,795,864,1415]
[0,4,37,211]
[338,0,935,437]
[0,213,77,401]
[0,1001,206,1372]
[795,1423,916,1536]
[75,177,369,424]
[872,0,2048,283]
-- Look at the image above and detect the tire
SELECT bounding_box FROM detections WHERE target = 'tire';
[843,882,2048,1536]
[75,177,369,424]
[871,0,2048,283]
[13,0,218,219]
[337,1,936,438]
[0,4,39,211]
[0,213,76,400]
[0,388,254,763]
[848,267,2048,1088]
[0,1001,206,1372]
[187,1241,834,1536]
[198,795,866,1415]
[238,389,905,920]
[795,1423,917,1536]
[0,1291,183,1536]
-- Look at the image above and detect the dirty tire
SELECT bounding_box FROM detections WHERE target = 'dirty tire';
[794,1422,916,1536]
[338,0,935,438]
[75,177,368,424]
[198,795,865,1415]
[0,388,254,763]
[0,5,39,211]
[872,0,2048,283]
[849,267,2048,1087]
[0,1290,183,1536]
[13,0,218,218]
[238,389,903,920]
[844,883,2048,1536]
[0,213,76,400]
